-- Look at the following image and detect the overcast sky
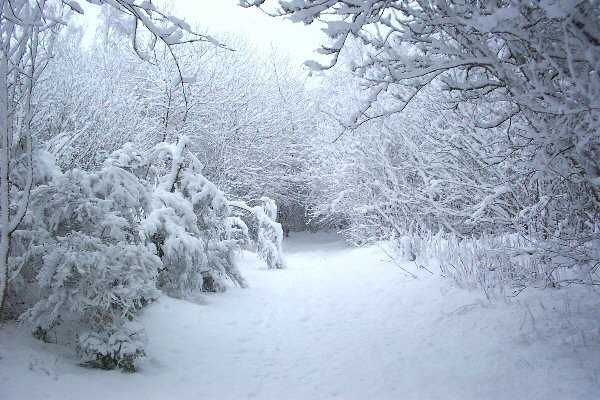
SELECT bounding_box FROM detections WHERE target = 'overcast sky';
[78,0,327,67]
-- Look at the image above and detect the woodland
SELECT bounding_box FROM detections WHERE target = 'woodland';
[0,1,598,396]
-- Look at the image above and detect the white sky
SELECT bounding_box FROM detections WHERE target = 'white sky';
[77,0,328,67]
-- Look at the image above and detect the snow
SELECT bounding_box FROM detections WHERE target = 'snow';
[1,232,599,399]
[66,1,84,15]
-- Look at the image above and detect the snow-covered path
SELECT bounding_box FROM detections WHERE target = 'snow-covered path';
[1,233,599,399]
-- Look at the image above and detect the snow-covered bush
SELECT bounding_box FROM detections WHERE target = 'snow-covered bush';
[230,198,286,270]
[256,198,286,270]
[3,151,62,320]
[430,235,540,299]
[142,138,246,296]
[16,158,160,371]
[8,138,273,370]
[433,233,600,295]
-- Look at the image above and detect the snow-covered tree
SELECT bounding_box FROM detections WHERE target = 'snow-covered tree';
[34,29,158,171]
[15,153,160,371]
[32,28,318,235]
[247,0,600,286]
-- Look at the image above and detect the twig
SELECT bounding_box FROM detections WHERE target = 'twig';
[376,243,417,278]
[414,261,433,274]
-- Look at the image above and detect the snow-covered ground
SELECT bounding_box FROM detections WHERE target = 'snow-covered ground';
[1,232,599,399]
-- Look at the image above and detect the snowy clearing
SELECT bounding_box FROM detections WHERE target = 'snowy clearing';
[1,232,599,400]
